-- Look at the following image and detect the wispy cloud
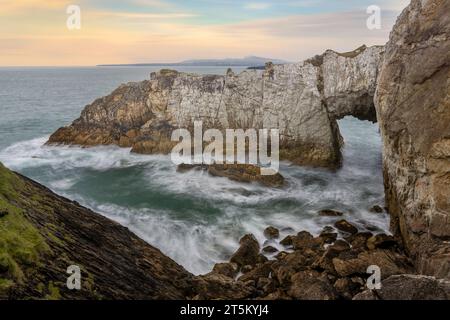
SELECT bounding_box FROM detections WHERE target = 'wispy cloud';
[0,0,410,66]
[244,2,272,10]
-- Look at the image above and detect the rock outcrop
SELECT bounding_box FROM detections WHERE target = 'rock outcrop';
[354,274,450,300]
[375,0,450,279]
[0,162,195,299]
[177,163,285,187]
[47,46,383,169]
[308,45,383,122]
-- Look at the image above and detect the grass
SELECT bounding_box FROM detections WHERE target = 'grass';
[0,162,49,295]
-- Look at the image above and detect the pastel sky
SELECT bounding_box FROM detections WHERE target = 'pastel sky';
[0,0,410,66]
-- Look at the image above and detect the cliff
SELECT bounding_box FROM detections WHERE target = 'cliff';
[0,162,194,299]
[47,46,383,168]
[375,0,450,279]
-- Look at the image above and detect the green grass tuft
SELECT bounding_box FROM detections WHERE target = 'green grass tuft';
[0,162,49,294]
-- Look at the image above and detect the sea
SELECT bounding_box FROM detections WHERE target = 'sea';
[0,66,388,274]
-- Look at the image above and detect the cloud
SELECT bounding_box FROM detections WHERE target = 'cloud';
[93,11,198,20]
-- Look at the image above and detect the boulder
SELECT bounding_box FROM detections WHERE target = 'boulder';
[230,234,260,268]
[263,226,280,239]
[211,262,239,279]
[334,220,358,235]
[332,249,413,278]
[287,271,338,300]
[366,234,397,250]
[369,205,384,214]
[318,209,344,217]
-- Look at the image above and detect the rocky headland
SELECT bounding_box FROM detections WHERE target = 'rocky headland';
[47,45,383,169]
[2,0,449,300]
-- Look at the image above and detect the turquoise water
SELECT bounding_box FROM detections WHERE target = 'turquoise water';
[0,66,388,274]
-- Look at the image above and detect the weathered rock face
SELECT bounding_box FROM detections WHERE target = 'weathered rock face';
[0,162,196,299]
[47,46,383,169]
[354,274,450,300]
[375,0,450,279]
[321,45,384,122]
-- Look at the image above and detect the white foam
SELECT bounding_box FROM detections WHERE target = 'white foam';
[0,118,389,275]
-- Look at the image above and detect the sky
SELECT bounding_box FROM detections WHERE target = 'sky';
[0,0,410,66]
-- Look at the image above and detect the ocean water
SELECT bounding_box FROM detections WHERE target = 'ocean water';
[0,66,388,275]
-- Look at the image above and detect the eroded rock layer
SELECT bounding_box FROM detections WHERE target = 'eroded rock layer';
[47,46,383,168]
[375,0,450,279]
[0,162,194,299]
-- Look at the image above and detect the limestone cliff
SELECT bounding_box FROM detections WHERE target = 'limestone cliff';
[375,0,450,279]
[47,46,383,168]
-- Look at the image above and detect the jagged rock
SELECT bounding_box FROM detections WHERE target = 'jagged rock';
[259,289,292,300]
[292,231,322,250]
[374,0,450,279]
[345,232,373,250]
[366,234,397,250]
[318,209,344,217]
[287,271,338,300]
[332,249,413,278]
[275,251,288,260]
[279,235,293,246]
[238,262,274,283]
[263,226,280,239]
[192,273,254,300]
[334,277,364,300]
[211,262,239,279]
[319,226,338,244]
[354,275,450,300]
[230,234,260,268]
[322,45,384,122]
[334,220,358,235]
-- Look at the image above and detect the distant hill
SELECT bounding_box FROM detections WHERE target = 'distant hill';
[97,56,289,67]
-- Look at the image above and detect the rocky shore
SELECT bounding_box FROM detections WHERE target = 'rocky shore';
[1,0,449,300]
[2,161,449,300]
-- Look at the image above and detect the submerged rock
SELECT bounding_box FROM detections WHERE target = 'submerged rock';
[318,209,344,217]
[264,226,280,239]
[334,220,358,235]
[177,163,285,187]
